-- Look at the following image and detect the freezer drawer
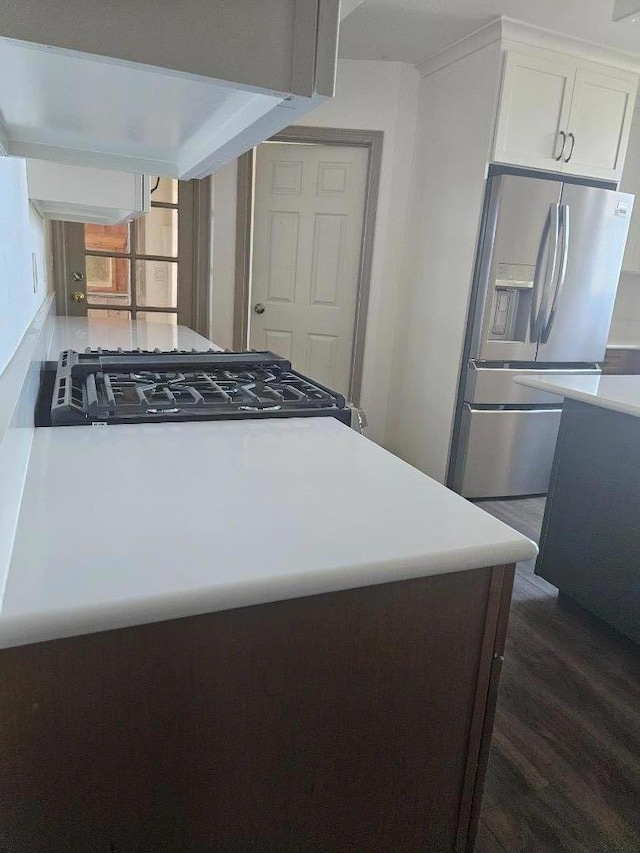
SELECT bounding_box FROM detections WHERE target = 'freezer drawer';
[465,363,600,405]
[454,405,562,499]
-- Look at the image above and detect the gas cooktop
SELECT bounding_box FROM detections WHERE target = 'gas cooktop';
[37,349,353,427]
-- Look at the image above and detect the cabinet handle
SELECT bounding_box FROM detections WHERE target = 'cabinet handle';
[564,133,575,163]
[554,131,567,161]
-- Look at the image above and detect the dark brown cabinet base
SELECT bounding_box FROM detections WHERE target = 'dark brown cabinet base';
[0,565,514,852]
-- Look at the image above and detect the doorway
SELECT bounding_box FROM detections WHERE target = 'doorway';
[52,177,211,335]
[235,127,383,402]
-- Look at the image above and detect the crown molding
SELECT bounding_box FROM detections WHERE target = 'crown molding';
[416,16,640,78]
[500,17,640,73]
[339,0,365,20]
[415,18,503,77]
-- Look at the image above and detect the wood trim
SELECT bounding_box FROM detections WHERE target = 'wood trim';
[270,125,382,147]
[454,564,514,851]
[351,129,382,406]
[177,181,195,328]
[233,149,255,349]
[85,250,176,262]
[50,220,70,316]
[234,126,383,405]
[464,564,515,851]
[191,177,212,338]
[52,221,88,317]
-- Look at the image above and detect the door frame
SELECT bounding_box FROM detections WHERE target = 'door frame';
[51,179,211,336]
[234,126,383,405]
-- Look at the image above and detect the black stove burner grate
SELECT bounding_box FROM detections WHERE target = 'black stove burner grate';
[45,350,351,427]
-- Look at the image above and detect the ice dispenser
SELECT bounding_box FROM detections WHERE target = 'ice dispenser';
[488,263,536,342]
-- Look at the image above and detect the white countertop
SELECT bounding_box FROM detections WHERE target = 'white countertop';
[0,313,537,649]
[514,373,640,418]
[44,315,220,358]
[5,418,536,649]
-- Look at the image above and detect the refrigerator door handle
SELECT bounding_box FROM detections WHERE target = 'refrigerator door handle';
[530,204,560,341]
[541,204,570,343]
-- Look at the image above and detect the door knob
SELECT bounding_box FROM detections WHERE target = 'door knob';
[71,272,85,282]
[70,291,86,303]
[253,303,265,315]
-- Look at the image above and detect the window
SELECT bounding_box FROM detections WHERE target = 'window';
[84,177,180,324]
[53,177,211,333]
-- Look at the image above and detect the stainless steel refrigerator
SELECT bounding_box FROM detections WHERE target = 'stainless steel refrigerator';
[450,172,634,499]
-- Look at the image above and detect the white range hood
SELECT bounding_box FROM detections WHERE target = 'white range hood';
[0,0,339,179]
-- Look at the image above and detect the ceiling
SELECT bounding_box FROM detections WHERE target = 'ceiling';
[338,0,640,64]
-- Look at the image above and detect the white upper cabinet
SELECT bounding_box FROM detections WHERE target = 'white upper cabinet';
[27,161,149,225]
[493,52,574,172]
[0,0,339,179]
[562,67,637,180]
[493,49,638,182]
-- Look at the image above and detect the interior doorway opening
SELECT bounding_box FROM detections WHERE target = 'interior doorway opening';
[234,127,383,403]
[52,178,211,335]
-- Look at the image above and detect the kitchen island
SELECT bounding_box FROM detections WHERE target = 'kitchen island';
[515,373,640,644]
[0,310,537,852]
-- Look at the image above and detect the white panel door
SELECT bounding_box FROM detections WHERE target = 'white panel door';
[493,51,575,172]
[562,66,637,181]
[250,142,368,396]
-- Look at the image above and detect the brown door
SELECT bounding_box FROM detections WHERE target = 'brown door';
[53,177,210,333]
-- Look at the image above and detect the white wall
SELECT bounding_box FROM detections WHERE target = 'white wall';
[209,59,420,444]
[0,158,51,375]
[385,44,502,482]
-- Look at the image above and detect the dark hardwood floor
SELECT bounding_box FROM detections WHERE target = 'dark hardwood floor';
[475,498,640,853]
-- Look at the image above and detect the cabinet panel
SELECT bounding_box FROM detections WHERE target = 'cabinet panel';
[621,119,640,273]
[26,160,149,225]
[493,51,574,171]
[0,568,511,851]
[563,67,637,181]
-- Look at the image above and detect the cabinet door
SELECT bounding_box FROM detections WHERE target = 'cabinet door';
[562,66,637,181]
[493,51,575,171]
